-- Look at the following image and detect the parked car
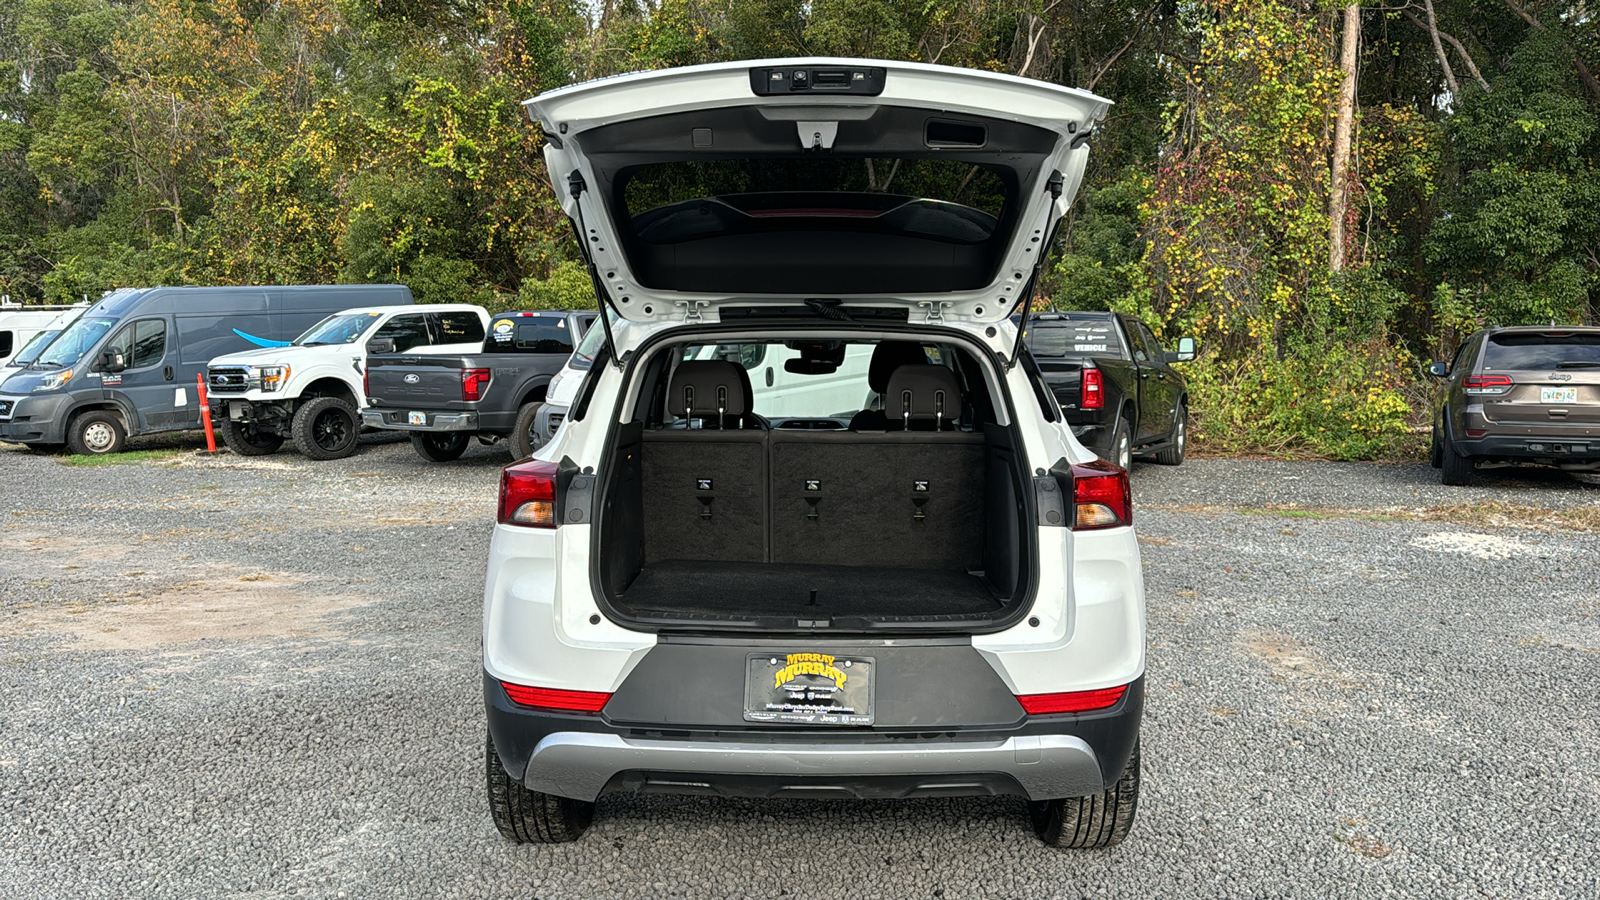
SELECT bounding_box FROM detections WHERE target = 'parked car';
[0,285,402,455]
[482,59,1144,850]
[0,303,88,385]
[206,302,487,460]
[1428,325,1600,485]
[1022,311,1195,468]
[530,311,614,447]
[361,310,596,462]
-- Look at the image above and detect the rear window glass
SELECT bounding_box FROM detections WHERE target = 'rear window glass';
[622,159,1007,244]
[433,312,485,345]
[1483,333,1600,370]
[1025,320,1125,357]
[486,315,576,354]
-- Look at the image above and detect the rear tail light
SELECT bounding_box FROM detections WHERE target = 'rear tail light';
[362,365,371,403]
[463,368,492,401]
[1463,374,1512,395]
[1072,458,1130,529]
[499,459,558,527]
[1081,368,1105,410]
[499,680,611,713]
[1016,684,1127,715]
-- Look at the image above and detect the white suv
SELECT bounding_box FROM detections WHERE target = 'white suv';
[482,59,1145,848]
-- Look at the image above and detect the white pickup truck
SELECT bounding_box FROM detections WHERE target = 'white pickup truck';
[206,304,490,459]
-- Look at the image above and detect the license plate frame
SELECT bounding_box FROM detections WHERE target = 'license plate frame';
[408,411,427,426]
[744,653,875,726]
[1541,387,1577,404]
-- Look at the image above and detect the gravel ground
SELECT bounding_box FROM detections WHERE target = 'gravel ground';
[2,436,1598,899]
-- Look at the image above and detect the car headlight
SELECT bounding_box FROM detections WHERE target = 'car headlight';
[259,365,290,392]
[546,370,565,397]
[33,369,73,392]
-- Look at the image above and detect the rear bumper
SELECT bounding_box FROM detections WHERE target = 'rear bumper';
[486,670,1142,803]
[1454,432,1600,463]
[361,408,479,432]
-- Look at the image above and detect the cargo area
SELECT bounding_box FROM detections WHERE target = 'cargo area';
[593,336,1033,630]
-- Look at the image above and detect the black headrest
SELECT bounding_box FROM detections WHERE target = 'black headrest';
[668,360,751,418]
[885,365,962,425]
[868,341,929,393]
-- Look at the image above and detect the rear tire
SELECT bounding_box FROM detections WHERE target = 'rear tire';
[1029,739,1141,849]
[66,411,126,456]
[1440,427,1475,486]
[218,418,283,456]
[410,432,469,462]
[1153,403,1187,466]
[291,396,359,460]
[485,730,594,843]
[508,401,544,461]
[1106,418,1133,471]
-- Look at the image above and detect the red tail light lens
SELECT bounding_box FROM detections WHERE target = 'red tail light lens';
[463,368,492,401]
[499,459,558,527]
[1463,374,1512,395]
[1016,685,1127,715]
[499,680,611,713]
[1081,368,1105,410]
[1072,458,1130,530]
[363,365,371,403]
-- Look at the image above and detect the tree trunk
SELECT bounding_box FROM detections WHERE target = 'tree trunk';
[1329,4,1360,272]
[1422,0,1461,99]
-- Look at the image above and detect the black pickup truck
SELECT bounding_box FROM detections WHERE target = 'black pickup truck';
[1022,311,1196,469]
[362,310,595,462]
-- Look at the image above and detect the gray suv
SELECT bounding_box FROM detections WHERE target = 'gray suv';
[1428,326,1600,485]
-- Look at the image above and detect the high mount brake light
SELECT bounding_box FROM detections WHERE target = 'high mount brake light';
[1016,685,1127,715]
[1072,458,1130,530]
[499,680,611,713]
[1463,374,1512,395]
[463,368,492,401]
[499,459,558,527]
[1081,368,1105,410]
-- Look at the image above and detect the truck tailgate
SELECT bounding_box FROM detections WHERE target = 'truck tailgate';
[366,356,473,409]
[1035,359,1086,412]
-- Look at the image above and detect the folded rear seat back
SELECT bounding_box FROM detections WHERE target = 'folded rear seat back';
[641,360,768,564]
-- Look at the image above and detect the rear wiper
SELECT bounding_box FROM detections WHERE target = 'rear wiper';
[1556,361,1600,369]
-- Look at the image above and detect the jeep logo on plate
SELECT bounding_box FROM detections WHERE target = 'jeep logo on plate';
[1550,373,1572,381]
[403,374,420,384]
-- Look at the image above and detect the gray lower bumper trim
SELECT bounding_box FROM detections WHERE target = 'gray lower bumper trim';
[360,410,477,431]
[525,732,1104,802]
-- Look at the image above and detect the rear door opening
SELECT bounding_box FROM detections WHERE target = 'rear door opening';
[592,331,1035,633]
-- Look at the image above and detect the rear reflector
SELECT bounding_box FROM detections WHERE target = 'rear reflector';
[499,459,559,527]
[1071,458,1131,529]
[499,681,611,713]
[1081,368,1105,410]
[1016,685,1128,715]
[463,368,492,401]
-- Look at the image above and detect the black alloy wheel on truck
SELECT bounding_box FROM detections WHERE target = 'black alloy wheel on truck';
[292,396,360,460]
[217,418,284,456]
[411,431,470,462]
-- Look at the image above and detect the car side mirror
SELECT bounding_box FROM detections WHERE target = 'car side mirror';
[366,338,396,355]
[101,349,126,373]
[1426,361,1449,378]
[1168,337,1197,363]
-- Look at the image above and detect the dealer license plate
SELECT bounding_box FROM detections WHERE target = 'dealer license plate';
[744,653,874,725]
[1541,387,1577,404]
[408,411,427,425]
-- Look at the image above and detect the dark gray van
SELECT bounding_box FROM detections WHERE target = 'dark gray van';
[0,284,411,454]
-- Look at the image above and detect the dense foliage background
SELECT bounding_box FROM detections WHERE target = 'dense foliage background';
[1,0,1595,457]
